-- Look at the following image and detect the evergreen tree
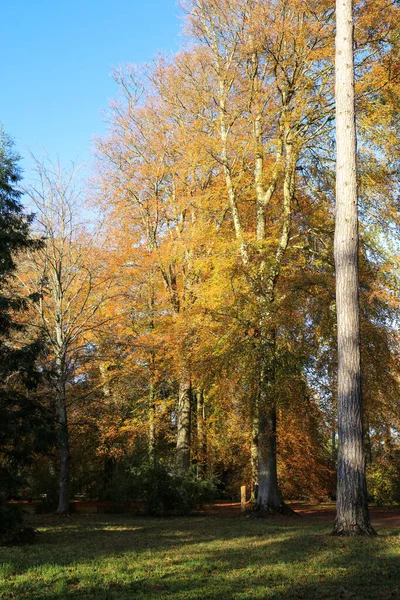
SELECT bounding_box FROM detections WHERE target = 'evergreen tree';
[0,127,51,543]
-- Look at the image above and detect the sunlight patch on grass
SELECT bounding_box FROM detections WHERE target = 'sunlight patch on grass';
[0,516,398,600]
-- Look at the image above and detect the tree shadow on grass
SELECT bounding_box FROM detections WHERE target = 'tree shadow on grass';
[0,515,398,600]
[1,514,303,571]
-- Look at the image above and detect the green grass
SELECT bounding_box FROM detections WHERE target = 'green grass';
[0,514,399,599]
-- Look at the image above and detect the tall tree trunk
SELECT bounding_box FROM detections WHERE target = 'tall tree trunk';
[176,374,191,472]
[148,291,157,467]
[253,139,295,514]
[333,0,375,536]
[148,377,156,467]
[257,403,283,511]
[256,329,292,514]
[195,389,207,477]
[55,365,69,514]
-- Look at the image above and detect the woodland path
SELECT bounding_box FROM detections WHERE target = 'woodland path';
[202,502,400,529]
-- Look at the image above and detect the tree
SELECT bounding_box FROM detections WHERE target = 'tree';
[333,0,375,535]
[0,127,51,541]
[20,157,115,514]
[182,0,335,513]
[83,0,399,513]
[95,71,214,473]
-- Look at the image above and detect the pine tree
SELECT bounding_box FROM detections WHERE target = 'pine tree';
[0,128,50,541]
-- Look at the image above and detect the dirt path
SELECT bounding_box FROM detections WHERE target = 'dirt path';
[202,502,400,529]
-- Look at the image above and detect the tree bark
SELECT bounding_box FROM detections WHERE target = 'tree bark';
[195,389,207,477]
[256,330,293,514]
[148,377,156,467]
[333,0,375,536]
[176,374,191,472]
[55,367,69,514]
[257,404,283,511]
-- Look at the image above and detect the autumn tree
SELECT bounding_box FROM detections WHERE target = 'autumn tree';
[95,68,219,473]
[88,0,399,510]
[175,0,336,512]
[20,157,115,514]
[96,0,335,509]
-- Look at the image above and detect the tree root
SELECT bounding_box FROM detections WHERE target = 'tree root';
[332,523,377,536]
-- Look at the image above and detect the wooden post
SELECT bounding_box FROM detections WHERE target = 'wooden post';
[241,485,246,512]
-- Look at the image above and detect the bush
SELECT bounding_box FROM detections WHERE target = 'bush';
[367,460,400,506]
[0,504,36,546]
[25,459,59,504]
[102,463,218,515]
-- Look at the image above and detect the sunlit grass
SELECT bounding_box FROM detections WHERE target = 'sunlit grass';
[0,514,399,599]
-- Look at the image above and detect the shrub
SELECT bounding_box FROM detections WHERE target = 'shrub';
[0,504,36,546]
[102,463,218,515]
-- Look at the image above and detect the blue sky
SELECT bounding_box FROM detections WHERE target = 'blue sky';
[1,0,182,182]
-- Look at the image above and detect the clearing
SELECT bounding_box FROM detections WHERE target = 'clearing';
[0,506,399,599]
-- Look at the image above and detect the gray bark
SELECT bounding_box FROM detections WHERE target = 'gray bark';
[333,0,375,535]
[176,375,191,472]
[148,378,156,466]
[195,389,207,476]
[148,291,156,466]
[255,331,292,514]
[55,357,69,514]
[257,404,282,510]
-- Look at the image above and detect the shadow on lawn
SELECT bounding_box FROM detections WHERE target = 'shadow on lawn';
[0,515,398,599]
[2,515,303,568]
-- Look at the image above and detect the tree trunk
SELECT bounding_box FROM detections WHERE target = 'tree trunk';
[333,0,375,536]
[56,394,69,515]
[99,362,111,398]
[256,330,293,514]
[176,374,191,472]
[257,404,285,511]
[195,389,207,477]
[148,378,156,467]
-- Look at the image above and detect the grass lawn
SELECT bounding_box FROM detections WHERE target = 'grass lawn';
[0,513,399,600]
